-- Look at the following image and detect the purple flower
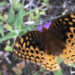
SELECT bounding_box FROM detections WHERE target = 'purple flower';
[36,21,51,32]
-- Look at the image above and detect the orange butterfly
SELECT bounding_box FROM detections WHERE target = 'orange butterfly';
[13,13,75,71]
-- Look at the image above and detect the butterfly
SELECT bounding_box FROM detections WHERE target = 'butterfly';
[13,13,75,71]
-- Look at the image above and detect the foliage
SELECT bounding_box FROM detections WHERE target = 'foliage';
[54,69,63,75]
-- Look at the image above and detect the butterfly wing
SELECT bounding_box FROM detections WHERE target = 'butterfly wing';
[49,13,75,65]
[13,13,75,71]
[13,31,60,71]
[60,47,75,65]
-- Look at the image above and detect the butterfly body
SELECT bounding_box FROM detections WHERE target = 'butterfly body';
[13,13,75,71]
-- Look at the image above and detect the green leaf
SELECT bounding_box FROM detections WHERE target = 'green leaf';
[35,8,39,15]
[24,9,35,16]
[7,40,11,45]
[54,69,63,75]
[0,1,8,6]
[57,56,63,64]
[33,72,38,75]
[30,8,40,20]
[40,68,46,72]
[2,13,8,22]
[68,63,75,67]
[5,45,13,52]
[13,0,25,30]
[44,0,49,6]
[0,24,4,37]
[4,24,13,31]
[0,32,16,43]
[12,0,21,10]
[39,11,45,15]
[8,6,15,24]
[71,63,75,66]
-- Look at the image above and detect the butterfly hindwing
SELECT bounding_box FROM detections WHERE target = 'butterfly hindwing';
[13,31,60,71]
[60,47,75,65]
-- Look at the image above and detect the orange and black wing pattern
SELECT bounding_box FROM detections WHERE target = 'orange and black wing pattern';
[49,13,75,65]
[58,14,75,64]
[13,31,60,71]
[13,13,75,71]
